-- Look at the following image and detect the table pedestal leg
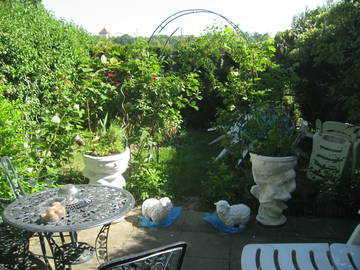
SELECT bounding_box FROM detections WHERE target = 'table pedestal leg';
[45,232,95,270]
[38,233,53,269]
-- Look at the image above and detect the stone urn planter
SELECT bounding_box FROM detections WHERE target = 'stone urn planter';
[82,147,130,189]
[250,152,297,226]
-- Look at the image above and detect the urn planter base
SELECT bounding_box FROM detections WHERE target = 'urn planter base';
[255,201,288,226]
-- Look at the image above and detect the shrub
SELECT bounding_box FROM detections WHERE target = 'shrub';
[0,93,26,158]
[275,0,360,124]
[126,159,169,203]
[222,105,299,158]
[0,1,93,173]
[201,157,256,208]
[81,116,127,156]
[85,39,202,149]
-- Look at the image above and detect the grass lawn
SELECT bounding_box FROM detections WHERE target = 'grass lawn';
[64,129,222,209]
[160,129,222,205]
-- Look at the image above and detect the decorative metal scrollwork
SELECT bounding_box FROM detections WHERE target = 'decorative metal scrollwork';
[121,253,173,269]
[3,184,135,233]
[96,223,111,264]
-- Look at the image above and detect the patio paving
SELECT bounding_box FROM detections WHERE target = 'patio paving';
[29,206,359,270]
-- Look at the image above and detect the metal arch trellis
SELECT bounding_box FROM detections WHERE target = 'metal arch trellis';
[148,9,247,44]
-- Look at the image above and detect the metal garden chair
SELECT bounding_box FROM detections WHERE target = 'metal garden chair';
[97,241,187,270]
[0,156,66,269]
[0,218,32,269]
[1,156,55,199]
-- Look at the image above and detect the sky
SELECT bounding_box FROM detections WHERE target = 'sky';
[42,0,329,37]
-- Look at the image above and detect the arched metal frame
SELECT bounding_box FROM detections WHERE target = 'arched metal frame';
[148,9,247,43]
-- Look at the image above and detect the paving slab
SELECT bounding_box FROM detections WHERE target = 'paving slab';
[28,207,359,270]
[183,256,229,270]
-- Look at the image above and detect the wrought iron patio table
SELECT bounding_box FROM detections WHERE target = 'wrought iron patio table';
[2,184,135,269]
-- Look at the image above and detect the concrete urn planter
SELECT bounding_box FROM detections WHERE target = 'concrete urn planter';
[250,152,297,226]
[82,147,130,189]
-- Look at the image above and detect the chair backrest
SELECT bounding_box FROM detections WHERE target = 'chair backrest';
[306,119,360,181]
[1,156,26,199]
[307,132,352,180]
[98,241,187,270]
[321,121,360,141]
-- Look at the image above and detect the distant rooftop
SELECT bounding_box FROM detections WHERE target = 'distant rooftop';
[99,28,110,35]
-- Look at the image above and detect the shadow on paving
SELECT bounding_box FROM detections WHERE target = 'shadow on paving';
[43,206,359,270]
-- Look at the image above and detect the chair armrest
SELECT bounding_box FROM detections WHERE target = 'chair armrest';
[0,197,13,202]
[347,224,360,245]
[0,197,14,212]
[22,174,57,188]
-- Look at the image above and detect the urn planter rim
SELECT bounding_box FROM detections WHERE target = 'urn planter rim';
[249,152,297,162]
[83,146,130,161]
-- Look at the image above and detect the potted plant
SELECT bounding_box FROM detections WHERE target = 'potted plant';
[224,105,301,226]
[80,116,130,189]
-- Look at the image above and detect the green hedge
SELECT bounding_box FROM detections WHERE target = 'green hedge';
[0,1,93,174]
[275,0,360,125]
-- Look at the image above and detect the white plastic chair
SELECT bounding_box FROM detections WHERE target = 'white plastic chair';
[304,120,360,180]
[241,220,360,270]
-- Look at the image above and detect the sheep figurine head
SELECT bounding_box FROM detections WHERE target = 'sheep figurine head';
[159,197,173,211]
[214,200,230,214]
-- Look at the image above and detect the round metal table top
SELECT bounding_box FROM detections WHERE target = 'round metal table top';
[3,184,135,233]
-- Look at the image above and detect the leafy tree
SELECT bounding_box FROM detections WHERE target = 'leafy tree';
[112,34,136,45]
[275,0,360,124]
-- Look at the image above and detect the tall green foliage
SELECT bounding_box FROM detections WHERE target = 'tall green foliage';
[0,93,26,158]
[0,2,93,173]
[81,39,202,152]
[275,0,360,124]
[169,27,285,129]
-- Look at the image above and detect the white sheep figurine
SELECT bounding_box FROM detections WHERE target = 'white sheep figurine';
[214,200,250,228]
[142,197,173,223]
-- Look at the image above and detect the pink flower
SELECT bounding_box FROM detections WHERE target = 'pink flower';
[107,73,117,78]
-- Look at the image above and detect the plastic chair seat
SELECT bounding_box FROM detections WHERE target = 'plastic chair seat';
[241,243,332,270]
[330,244,360,270]
[241,243,360,270]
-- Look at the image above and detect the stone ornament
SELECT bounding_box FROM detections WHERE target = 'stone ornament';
[250,152,297,226]
[142,197,173,223]
[82,147,130,188]
[214,200,250,228]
